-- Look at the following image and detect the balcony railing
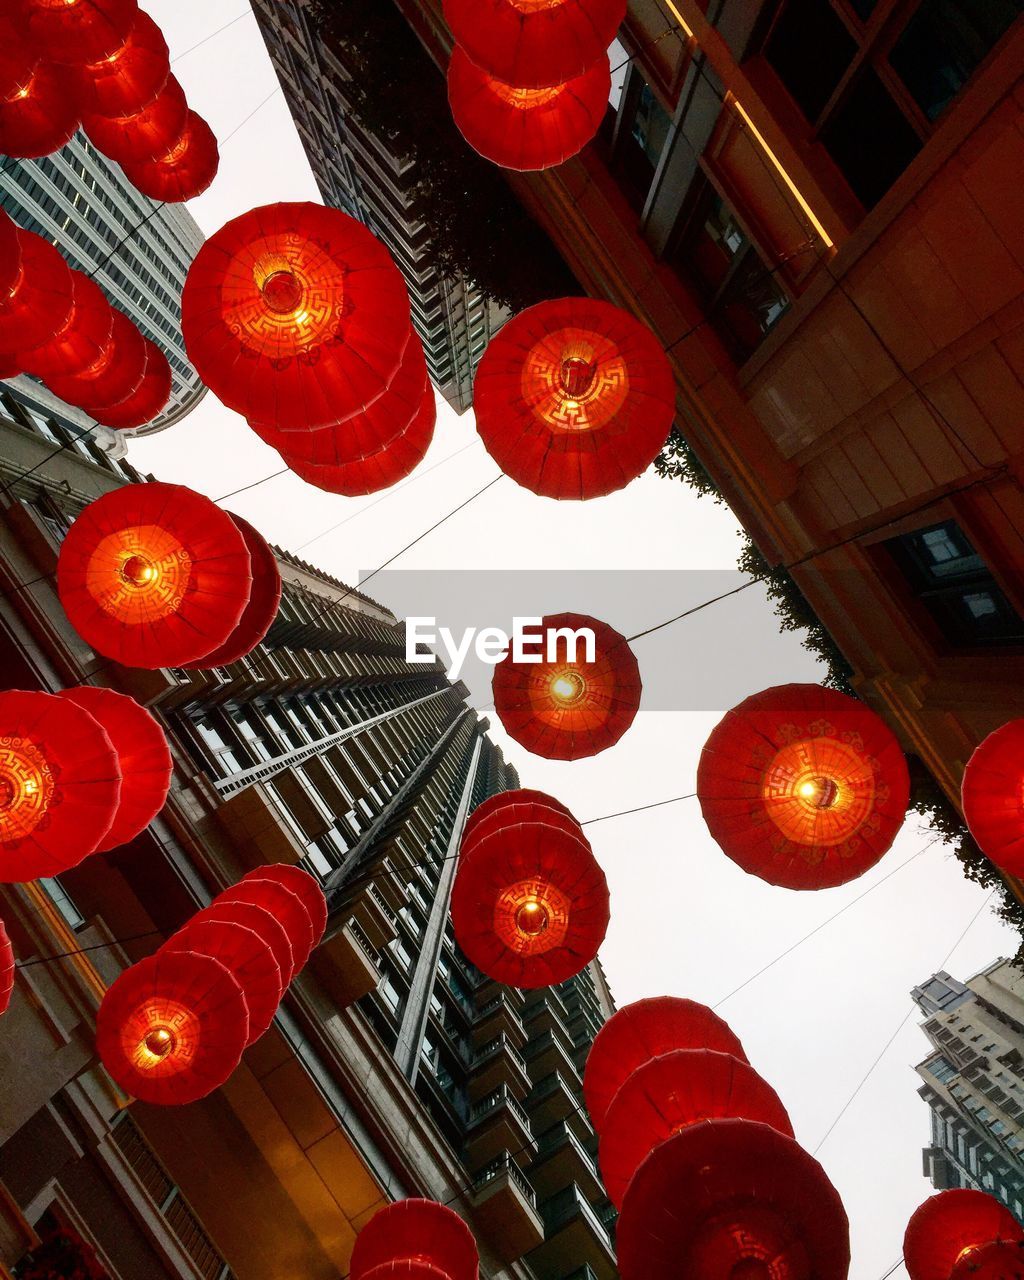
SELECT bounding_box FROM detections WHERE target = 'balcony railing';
[473,1151,537,1206]
[470,1086,532,1132]
[474,1032,528,1074]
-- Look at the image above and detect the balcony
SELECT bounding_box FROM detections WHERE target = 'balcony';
[525,1071,582,1131]
[354,882,399,950]
[529,1121,605,1202]
[308,918,380,1007]
[523,1027,582,1085]
[470,1032,532,1101]
[531,1184,617,1280]
[214,782,306,868]
[467,1086,536,1167]
[471,1151,545,1263]
[473,992,526,1048]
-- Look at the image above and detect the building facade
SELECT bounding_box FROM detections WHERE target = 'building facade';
[0,130,207,439]
[914,962,1024,1223]
[0,394,617,1280]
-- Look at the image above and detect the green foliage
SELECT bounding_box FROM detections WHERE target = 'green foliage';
[307,0,579,312]
[654,428,724,503]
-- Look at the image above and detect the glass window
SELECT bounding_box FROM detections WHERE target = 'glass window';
[818,68,923,208]
[765,0,857,119]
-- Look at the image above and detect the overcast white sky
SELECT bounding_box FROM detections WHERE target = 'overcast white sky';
[134,6,1019,1275]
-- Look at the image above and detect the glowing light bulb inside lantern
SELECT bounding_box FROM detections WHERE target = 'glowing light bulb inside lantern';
[142,1026,175,1060]
[516,899,549,937]
[261,269,303,316]
[559,356,597,399]
[120,555,157,588]
[798,776,840,810]
[549,671,585,706]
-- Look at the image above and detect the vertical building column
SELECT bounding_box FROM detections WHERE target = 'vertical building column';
[393,733,483,1083]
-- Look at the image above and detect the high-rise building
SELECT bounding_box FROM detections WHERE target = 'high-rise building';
[913,962,1024,1222]
[0,130,207,440]
[249,0,509,415]
[0,391,617,1279]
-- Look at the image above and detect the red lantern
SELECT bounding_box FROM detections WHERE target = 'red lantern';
[617,1119,851,1280]
[0,16,38,104]
[359,1266,455,1280]
[448,47,609,171]
[962,719,1024,876]
[350,1199,479,1280]
[48,307,148,412]
[474,297,675,499]
[0,917,14,1016]
[192,898,294,1001]
[70,9,169,117]
[491,611,640,759]
[96,949,249,1105]
[285,385,436,496]
[124,111,220,204]
[697,683,910,890]
[0,689,121,882]
[0,208,22,298]
[451,818,609,988]
[950,1241,1024,1280]
[89,338,172,429]
[182,202,411,431]
[183,514,281,668]
[15,0,139,65]
[249,338,428,466]
[0,228,74,353]
[84,75,188,167]
[461,797,585,866]
[242,864,327,955]
[463,787,576,845]
[598,1049,794,1208]
[57,686,172,851]
[218,877,312,984]
[19,272,113,381]
[0,59,80,158]
[162,917,283,1044]
[584,997,748,1131]
[443,0,627,89]
[904,1191,1024,1280]
[57,482,254,669]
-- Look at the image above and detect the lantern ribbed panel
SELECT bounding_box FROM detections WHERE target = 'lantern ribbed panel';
[0,60,80,157]
[0,689,122,882]
[904,1191,1024,1280]
[15,0,139,64]
[162,917,283,1045]
[461,797,585,857]
[124,111,219,204]
[359,1265,456,1280]
[48,307,148,412]
[96,949,249,1105]
[284,383,435,496]
[961,719,1024,876]
[599,1048,794,1208]
[492,611,640,759]
[56,686,171,851]
[218,878,312,984]
[351,1199,479,1280]
[448,47,609,171]
[697,683,910,890]
[83,74,188,166]
[90,338,172,429]
[617,1120,851,1280]
[0,209,22,298]
[192,899,294,997]
[463,788,576,844]
[19,272,113,381]
[474,298,675,499]
[242,864,327,954]
[451,819,609,988]
[0,229,74,352]
[57,482,254,669]
[0,17,38,103]
[443,0,627,88]
[949,1240,1024,1280]
[0,918,14,1016]
[70,9,169,117]
[181,202,412,431]
[584,997,748,1131]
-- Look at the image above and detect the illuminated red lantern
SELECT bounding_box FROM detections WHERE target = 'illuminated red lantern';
[584,997,748,1131]
[0,229,74,353]
[0,209,22,298]
[448,47,609,171]
[57,686,172,850]
[0,689,121,883]
[84,74,188,167]
[15,0,139,65]
[491,611,640,759]
[162,917,283,1044]
[96,949,249,1105]
[463,787,576,845]
[474,297,675,499]
[89,338,172,429]
[599,1049,794,1207]
[0,16,38,104]
[962,719,1024,876]
[218,877,313,984]
[57,482,254,669]
[70,9,169,117]
[0,918,14,1016]
[0,59,80,157]
[950,1241,1024,1280]
[248,339,428,466]
[124,111,220,204]
[451,818,609,987]
[192,898,294,1001]
[350,1199,479,1280]
[19,272,113,381]
[182,202,411,431]
[242,863,327,955]
[698,683,910,890]
[48,307,147,412]
[183,514,281,668]
[617,1119,850,1280]
[285,384,436,496]
[904,1191,1024,1280]
[444,0,627,89]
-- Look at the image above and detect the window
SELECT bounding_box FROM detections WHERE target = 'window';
[885,519,1024,647]
[609,72,673,211]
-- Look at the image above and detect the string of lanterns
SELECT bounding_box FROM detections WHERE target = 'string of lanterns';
[1,1,218,203]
